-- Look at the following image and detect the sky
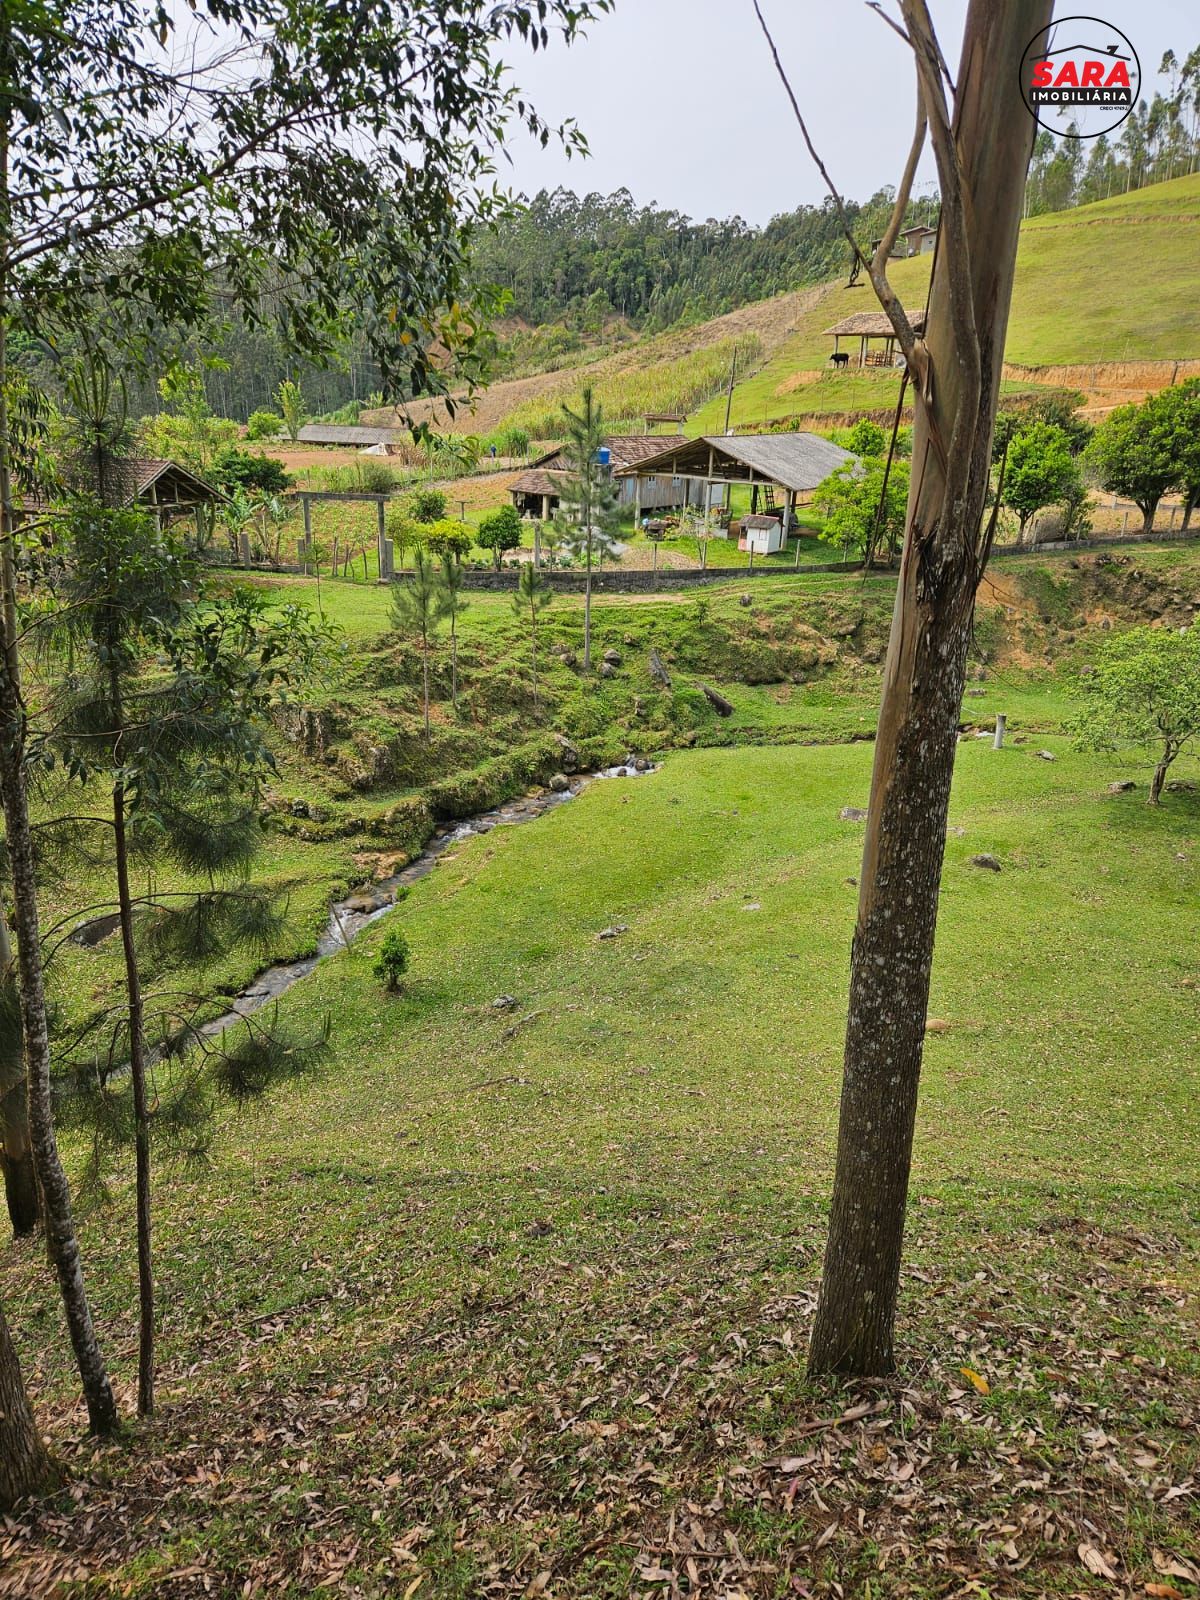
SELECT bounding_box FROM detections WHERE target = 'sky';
[497,0,1198,225]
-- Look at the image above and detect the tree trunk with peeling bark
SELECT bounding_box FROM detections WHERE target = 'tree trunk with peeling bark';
[0,1299,56,1511]
[808,0,1052,1377]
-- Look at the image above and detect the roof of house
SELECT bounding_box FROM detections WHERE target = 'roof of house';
[900,223,937,236]
[526,434,687,474]
[823,309,928,338]
[21,457,222,514]
[110,458,222,504]
[510,469,564,498]
[297,423,406,447]
[615,433,855,494]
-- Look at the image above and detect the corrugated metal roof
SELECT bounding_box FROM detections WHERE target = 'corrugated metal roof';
[297,424,405,446]
[616,433,855,493]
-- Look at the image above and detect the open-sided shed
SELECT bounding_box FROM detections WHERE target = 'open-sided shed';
[824,308,927,368]
[615,433,855,532]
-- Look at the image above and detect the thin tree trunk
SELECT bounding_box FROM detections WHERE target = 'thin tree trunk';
[0,907,38,1237]
[450,617,459,712]
[530,607,539,710]
[809,0,1050,1378]
[583,538,593,673]
[1181,489,1197,533]
[421,632,430,740]
[109,711,155,1417]
[0,1299,56,1511]
[1149,746,1174,805]
[1140,501,1157,535]
[0,237,119,1437]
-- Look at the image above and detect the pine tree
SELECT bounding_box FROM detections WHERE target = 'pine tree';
[512,561,553,711]
[51,501,329,1417]
[389,549,443,741]
[552,387,622,672]
[437,552,469,714]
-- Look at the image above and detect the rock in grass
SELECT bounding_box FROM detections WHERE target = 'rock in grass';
[603,648,622,665]
[648,648,672,687]
[840,806,868,822]
[597,924,629,941]
[600,661,617,679]
[492,995,518,1011]
[1037,749,1056,761]
[970,853,1002,872]
[1109,780,1137,793]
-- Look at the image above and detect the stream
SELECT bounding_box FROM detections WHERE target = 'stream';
[198,762,657,1040]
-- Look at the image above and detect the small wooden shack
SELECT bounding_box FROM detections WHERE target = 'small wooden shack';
[510,435,689,519]
[824,308,928,369]
[899,222,937,256]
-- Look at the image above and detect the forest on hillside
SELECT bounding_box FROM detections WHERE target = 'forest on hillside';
[94,35,1198,426]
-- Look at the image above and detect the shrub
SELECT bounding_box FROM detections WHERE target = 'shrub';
[846,419,887,456]
[355,458,400,495]
[372,928,410,992]
[477,503,523,570]
[245,409,283,440]
[407,488,447,524]
[210,445,291,494]
[420,518,473,560]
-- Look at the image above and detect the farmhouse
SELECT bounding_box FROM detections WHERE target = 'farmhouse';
[825,308,928,368]
[509,434,688,518]
[899,222,937,255]
[617,432,855,535]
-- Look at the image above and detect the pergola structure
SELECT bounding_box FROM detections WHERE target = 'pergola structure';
[825,308,927,368]
[616,433,855,533]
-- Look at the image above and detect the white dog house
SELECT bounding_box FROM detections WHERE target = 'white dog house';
[739,514,786,555]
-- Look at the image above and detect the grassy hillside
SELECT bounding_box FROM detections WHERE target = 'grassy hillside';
[8,728,1200,1595]
[422,174,1200,441]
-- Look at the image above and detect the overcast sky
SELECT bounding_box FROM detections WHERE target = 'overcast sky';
[497,1,1197,225]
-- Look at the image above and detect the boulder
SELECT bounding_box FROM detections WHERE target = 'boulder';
[1108,780,1137,793]
[633,756,650,772]
[548,773,570,793]
[600,661,618,679]
[603,648,622,665]
[739,593,752,607]
[1036,750,1056,761]
[553,734,581,772]
[970,853,1002,872]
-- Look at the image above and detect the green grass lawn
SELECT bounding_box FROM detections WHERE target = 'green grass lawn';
[6,730,1200,1596]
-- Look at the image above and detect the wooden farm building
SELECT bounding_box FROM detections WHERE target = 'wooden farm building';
[616,433,855,533]
[825,308,927,368]
[509,435,688,518]
[296,423,406,450]
[899,222,937,255]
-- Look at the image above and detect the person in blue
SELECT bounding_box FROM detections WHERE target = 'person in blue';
[489,443,497,459]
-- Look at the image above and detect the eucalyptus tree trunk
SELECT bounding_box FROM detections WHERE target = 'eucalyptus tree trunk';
[0,174,119,1432]
[108,664,156,1418]
[808,0,1052,1377]
[1,907,38,1236]
[0,1299,56,1510]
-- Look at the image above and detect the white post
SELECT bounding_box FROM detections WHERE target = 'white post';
[993,714,1006,750]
